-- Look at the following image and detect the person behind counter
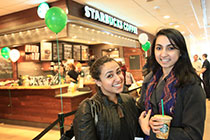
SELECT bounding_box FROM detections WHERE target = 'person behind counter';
[52,65,66,85]
[73,56,143,140]
[66,63,79,83]
[137,28,206,139]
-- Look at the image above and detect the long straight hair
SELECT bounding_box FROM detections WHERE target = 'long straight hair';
[148,28,202,87]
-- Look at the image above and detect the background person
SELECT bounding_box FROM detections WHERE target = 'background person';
[198,53,210,100]
[73,56,143,140]
[192,54,202,74]
[66,63,79,83]
[137,28,206,140]
[125,71,136,87]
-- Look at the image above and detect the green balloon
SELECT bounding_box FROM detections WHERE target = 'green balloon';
[142,41,151,51]
[1,47,10,59]
[45,7,67,34]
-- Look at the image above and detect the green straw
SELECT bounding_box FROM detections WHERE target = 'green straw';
[161,99,164,116]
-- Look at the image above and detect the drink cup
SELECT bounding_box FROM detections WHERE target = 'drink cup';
[153,114,172,139]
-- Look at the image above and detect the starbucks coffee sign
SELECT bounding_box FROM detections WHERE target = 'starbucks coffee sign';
[84,5,138,34]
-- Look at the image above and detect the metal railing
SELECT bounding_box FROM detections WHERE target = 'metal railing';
[33,110,76,140]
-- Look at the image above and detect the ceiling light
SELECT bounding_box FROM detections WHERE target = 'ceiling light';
[153,6,160,10]
[169,22,175,26]
[163,15,170,19]
[174,25,180,28]
[103,42,112,44]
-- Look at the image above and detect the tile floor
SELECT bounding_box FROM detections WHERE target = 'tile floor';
[0,100,209,140]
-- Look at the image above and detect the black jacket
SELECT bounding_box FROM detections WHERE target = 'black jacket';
[73,89,143,140]
[137,72,206,140]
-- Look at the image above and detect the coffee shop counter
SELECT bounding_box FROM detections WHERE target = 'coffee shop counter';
[0,84,92,126]
[0,84,69,95]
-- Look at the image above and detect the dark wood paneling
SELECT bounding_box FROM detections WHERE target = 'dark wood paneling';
[0,88,90,125]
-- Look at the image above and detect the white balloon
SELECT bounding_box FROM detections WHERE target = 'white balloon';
[9,49,20,62]
[138,33,148,44]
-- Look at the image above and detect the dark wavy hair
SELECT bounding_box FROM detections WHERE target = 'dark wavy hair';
[148,28,202,87]
[90,56,119,81]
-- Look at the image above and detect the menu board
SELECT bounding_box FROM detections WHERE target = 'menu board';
[73,45,81,60]
[0,51,13,79]
[52,43,63,61]
[81,45,89,61]
[40,42,52,61]
[129,55,140,70]
[64,44,72,59]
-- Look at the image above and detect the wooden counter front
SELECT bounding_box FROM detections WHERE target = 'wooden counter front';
[0,85,91,126]
[0,84,69,95]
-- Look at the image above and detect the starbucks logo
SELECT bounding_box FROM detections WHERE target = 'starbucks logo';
[160,124,169,133]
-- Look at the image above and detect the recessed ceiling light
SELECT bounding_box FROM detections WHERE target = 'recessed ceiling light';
[163,15,170,19]
[174,25,180,28]
[169,22,175,26]
[153,6,160,10]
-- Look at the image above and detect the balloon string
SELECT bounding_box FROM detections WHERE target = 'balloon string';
[56,33,63,113]
[8,70,12,107]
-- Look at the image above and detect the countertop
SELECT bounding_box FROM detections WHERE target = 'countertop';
[56,90,92,98]
[0,84,69,90]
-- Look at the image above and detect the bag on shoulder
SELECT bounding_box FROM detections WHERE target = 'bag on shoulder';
[60,99,98,140]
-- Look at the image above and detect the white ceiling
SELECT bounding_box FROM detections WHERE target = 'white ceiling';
[74,0,210,42]
[0,0,210,42]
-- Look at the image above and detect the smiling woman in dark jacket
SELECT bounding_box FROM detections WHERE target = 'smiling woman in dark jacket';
[73,56,143,140]
[138,28,206,140]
